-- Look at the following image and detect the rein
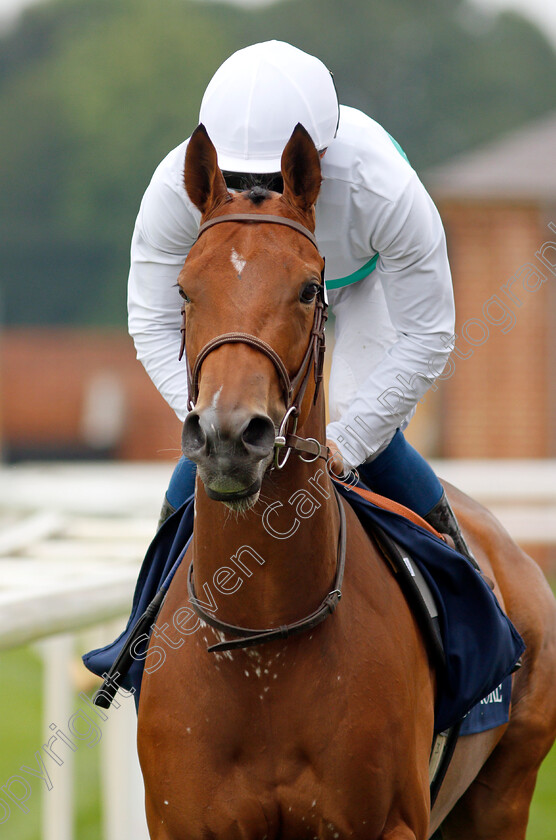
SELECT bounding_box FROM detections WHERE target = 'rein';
[179,212,329,469]
[187,483,346,653]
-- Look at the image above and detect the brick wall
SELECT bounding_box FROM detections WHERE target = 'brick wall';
[0,329,182,461]
[436,201,554,458]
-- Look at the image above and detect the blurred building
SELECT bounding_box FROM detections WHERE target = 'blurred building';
[0,329,181,462]
[424,111,556,458]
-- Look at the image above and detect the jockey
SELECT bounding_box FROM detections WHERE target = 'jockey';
[128,40,472,559]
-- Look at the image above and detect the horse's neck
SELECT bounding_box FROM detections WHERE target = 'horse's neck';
[192,396,339,630]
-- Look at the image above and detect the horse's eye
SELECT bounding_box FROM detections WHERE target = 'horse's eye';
[179,288,191,303]
[300,282,320,304]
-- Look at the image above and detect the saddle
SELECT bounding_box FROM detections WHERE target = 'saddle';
[336,482,517,802]
[330,485,519,807]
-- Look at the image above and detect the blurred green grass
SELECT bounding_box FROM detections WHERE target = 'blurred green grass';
[0,646,101,840]
[1,642,554,839]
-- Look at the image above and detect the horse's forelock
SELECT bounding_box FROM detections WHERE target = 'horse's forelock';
[247,185,270,205]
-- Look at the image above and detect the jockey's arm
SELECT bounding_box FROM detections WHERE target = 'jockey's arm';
[127,142,199,422]
[326,173,455,469]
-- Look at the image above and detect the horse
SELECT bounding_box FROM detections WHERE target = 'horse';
[136,122,556,840]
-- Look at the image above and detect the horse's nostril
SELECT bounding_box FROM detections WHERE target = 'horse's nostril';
[184,409,275,462]
[182,412,206,452]
[242,415,276,453]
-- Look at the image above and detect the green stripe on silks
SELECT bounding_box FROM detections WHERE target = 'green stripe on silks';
[325,133,408,293]
[387,131,410,163]
[326,253,379,290]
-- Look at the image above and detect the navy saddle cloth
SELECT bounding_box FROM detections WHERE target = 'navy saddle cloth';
[83,481,524,734]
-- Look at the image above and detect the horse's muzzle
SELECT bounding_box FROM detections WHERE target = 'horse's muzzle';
[181,407,276,507]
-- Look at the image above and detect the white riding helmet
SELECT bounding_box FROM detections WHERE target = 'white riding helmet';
[199,41,339,174]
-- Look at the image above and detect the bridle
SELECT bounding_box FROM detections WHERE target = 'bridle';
[179,212,330,469]
[180,210,346,655]
[92,211,343,698]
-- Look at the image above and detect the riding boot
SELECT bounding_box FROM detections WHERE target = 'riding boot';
[156,494,176,531]
[426,493,521,669]
[424,490,480,570]
[156,457,197,530]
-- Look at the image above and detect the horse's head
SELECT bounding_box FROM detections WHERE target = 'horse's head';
[180,122,324,510]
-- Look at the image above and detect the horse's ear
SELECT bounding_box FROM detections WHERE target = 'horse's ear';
[281,123,322,212]
[184,124,229,214]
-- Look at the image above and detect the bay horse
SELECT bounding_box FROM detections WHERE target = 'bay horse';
[137,123,556,839]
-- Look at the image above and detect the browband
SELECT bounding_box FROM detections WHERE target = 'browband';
[197,213,319,251]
